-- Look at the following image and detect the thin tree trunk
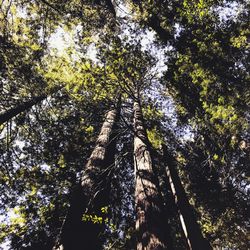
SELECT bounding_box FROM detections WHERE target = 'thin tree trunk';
[57,98,121,250]
[0,86,61,125]
[163,147,212,250]
[133,93,172,250]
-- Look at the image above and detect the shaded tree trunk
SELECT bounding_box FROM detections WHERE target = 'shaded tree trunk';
[133,93,172,250]
[147,15,171,44]
[57,98,121,250]
[129,2,170,43]
[0,86,61,125]
[163,147,212,250]
[104,0,116,17]
[93,0,116,16]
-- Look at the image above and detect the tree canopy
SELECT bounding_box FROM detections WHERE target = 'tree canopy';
[0,0,249,249]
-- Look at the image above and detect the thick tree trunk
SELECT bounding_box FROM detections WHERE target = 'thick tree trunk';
[0,86,61,125]
[58,99,121,250]
[163,148,212,250]
[133,94,172,250]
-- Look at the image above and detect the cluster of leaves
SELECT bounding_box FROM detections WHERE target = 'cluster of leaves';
[143,0,250,248]
[125,0,249,248]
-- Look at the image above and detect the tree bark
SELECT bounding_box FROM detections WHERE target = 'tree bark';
[133,94,172,250]
[0,86,61,125]
[57,98,121,250]
[163,147,212,250]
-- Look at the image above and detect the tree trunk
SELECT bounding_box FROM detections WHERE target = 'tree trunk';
[147,15,171,44]
[57,98,121,250]
[163,147,212,250]
[133,94,172,250]
[0,86,61,125]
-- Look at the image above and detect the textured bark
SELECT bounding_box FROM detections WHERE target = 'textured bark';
[133,95,172,250]
[81,103,119,199]
[0,86,61,125]
[163,149,212,250]
[58,99,121,250]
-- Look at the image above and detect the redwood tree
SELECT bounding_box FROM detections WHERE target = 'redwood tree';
[133,92,172,250]
[57,97,121,250]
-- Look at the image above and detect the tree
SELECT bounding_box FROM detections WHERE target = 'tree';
[57,96,121,250]
[163,145,212,250]
[0,0,249,249]
[127,0,249,248]
[133,92,172,249]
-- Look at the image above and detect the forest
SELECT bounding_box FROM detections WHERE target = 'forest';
[0,0,249,249]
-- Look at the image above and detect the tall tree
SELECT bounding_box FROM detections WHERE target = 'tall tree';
[163,146,212,250]
[56,96,121,250]
[133,91,172,250]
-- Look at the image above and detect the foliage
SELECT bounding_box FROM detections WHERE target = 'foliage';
[0,0,249,249]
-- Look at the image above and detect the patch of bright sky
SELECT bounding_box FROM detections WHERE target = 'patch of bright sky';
[15,5,27,19]
[145,81,194,143]
[40,163,51,171]
[47,1,171,73]
[48,27,74,54]
[145,81,177,123]
[117,3,170,77]
[14,140,25,150]
[139,29,170,77]
[0,200,27,250]
[0,240,11,250]
[15,4,96,62]
[48,25,99,63]
[85,42,98,63]
[214,1,244,22]
[174,23,182,39]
